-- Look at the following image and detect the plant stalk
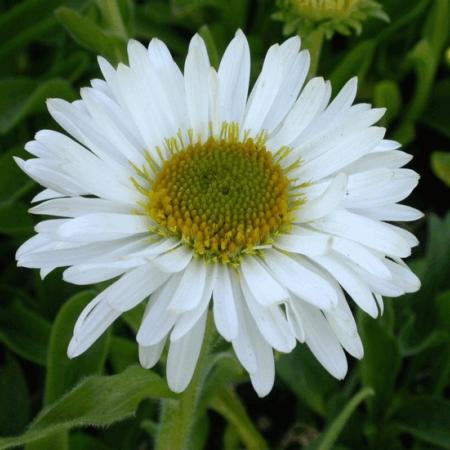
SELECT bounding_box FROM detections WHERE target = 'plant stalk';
[154,314,214,450]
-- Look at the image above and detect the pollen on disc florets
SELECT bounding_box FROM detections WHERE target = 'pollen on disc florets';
[138,126,297,264]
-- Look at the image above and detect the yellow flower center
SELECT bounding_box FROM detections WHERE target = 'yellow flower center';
[142,130,296,264]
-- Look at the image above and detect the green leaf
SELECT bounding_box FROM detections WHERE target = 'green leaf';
[307,387,374,450]
[329,40,376,92]
[44,290,111,405]
[198,352,243,413]
[96,0,129,40]
[409,213,450,333]
[108,336,137,373]
[210,388,269,450]
[373,80,402,126]
[27,292,111,450]
[46,51,91,83]
[394,397,450,449]
[422,79,450,139]
[0,203,34,236]
[24,433,68,450]
[436,290,450,331]
[394,0,449,140]
[0,366,175,450]
[70,433,112,450]
[0,148,35,206]
[198,25,220,69]
[121,302,145,333]
[277,345,338,415]
[0,301,51,366]
[55,7,127,64]
[0,78,76,135]
[0,358,30,436]
[0,0,60,60]
[431,151,450,187]
[358,314,401,418]
[399,315,448,357]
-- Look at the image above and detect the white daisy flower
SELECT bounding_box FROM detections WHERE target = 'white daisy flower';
[16,30,421,397]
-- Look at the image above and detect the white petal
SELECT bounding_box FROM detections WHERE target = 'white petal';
[351,264,405,297]
[240,256,289,306]
[296,173,347,222]
[57,213,149,243]
[241,277,296,352]
[152,245,193,273]
[68,296,120,358]
[285,301,305,342]
[231,280,258,374]
[218,30,250,125]
[166,309,207,393]
[274,226,330,256]
[18,236,141,268]
[148,38,188,132]
[15,157,85,196]
[294,299,348,379]
[80,87,145,166]
[385,259,420,293]
[168,259,207,312]
[63,264,127,285]
[136,274,181,346]
[355,204,423,222]
[331,236,391,279]
[268,77,329,149]
[243,44,283,135]
[249,337,275,398]
[312,210,412,258]
[343,150,412,173]
[213,264,239,341]
[107,263,170,312]
[30,197,131,217]
[264,249,338,309]
[312,254,379,317]
[372,139,401,152]
[343,168,419,209]
[263,45,309,133]
[323,284,363,359]
[170,264,217,341]
[184,34,210,140]
[295,127,385,182]
[46,99,126,167]
[139,338,166,369]
[31,189,66,203]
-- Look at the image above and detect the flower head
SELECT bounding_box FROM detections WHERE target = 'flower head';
[16,30,421,397]
[274,0,389,38]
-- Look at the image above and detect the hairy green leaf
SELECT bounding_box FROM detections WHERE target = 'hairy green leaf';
[0,366,175,450]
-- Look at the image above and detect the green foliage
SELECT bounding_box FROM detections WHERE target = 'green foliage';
[0,0,449,449]
[0,366,175,450]
[431,151,450,187]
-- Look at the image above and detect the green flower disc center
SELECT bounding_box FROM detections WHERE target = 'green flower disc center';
[145,135,292,263]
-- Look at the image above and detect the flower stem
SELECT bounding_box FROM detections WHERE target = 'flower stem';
[155,314,214,450]
[303,28,325,79]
